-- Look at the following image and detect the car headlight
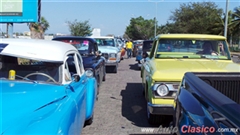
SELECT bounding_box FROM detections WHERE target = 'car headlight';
[85,68,94,77]
[156,84,169,96]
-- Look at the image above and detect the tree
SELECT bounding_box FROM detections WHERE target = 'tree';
[211,10,235,39]
[169,2,223,34]
[231,6,240,47]
[28,16,49,39]
[125,16,155,40]
[66,19,92,36]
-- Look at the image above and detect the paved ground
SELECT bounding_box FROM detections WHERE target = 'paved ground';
[81,56,166,135]
[81,56,240,135]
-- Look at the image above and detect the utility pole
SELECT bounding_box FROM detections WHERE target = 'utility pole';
[148,0,164,38]
[224,0,229,38]
[154,3,157,37]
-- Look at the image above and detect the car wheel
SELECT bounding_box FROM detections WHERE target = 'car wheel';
[84,114,94,126]
[95,75,100,95]
[142,86,145,96]
[113,66,117,73]
[102,74,106,81]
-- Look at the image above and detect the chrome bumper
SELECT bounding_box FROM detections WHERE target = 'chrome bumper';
[147,102,174,115]
[105,61,118,66]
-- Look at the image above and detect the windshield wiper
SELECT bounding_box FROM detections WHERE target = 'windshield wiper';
[200,55,219,60]
[15,75,39,83]
[169,56,183,60]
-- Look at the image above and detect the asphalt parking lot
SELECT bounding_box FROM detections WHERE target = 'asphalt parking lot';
[81,55,240,135]
[82,56,167,135]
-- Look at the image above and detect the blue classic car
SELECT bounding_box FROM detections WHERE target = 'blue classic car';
[52,36,106,94]
[173,72,240,135]
[0,39,97,134]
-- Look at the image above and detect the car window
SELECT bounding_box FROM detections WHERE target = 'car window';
[95,38,115,47]
[143,41,153,51]
[65,53,84,78]
[64,58,72,82]
[66,54,77,75]
[0,55,62,84]
[76,54,84,76]
[155,39,230,60]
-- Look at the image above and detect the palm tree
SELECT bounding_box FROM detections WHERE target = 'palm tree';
[27,16,49,39]
[230,6,240,49]
[211,10,235,45]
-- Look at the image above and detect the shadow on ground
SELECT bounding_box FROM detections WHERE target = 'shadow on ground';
[106,66,117,73]
[121,83,174,129]
[121,83,150,127]
[129,63,140,71]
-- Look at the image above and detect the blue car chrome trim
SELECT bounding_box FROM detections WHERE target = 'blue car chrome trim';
[35,96,67,111]
[0,43,8,52]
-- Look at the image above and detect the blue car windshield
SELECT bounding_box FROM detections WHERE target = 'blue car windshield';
[53,39,90,50]
[95,38,115,47]
[155,39,231,60]
[0,55,62,84]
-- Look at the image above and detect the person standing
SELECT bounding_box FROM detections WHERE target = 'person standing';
[126,40,133,58]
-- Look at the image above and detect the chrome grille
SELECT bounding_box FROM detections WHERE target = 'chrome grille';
[109,53,116,58]
[102,53,108,60]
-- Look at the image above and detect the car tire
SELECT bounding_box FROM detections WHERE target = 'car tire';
[84,114,94,126]
[113,66,117,73]
[102,74,106,81]
[142,86,145,96]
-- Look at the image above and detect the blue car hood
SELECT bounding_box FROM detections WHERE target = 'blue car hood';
[0,80,67,134]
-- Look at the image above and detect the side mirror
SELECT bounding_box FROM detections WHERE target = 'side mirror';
[72,74,80,82]
[140,59,145,64]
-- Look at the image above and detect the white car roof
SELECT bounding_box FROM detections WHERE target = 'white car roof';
[89,36,114,39]
[0,38,77,62]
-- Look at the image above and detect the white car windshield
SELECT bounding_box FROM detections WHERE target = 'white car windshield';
[95,38,115,47]
[0,55,62,84]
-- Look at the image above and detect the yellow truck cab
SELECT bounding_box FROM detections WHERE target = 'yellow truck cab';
[141,34,240,125]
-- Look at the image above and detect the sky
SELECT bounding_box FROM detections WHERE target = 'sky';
[0,0,239,36]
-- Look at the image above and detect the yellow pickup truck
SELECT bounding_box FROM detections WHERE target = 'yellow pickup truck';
[140,34,240,125]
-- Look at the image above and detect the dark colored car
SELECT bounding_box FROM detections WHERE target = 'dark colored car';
[142,40,154,53]
[173,72,240,135]
[132,40,143,57]
[136,40,153,69]
[52,36,106,94]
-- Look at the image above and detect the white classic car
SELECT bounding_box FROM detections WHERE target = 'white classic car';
[89,36,122,73]
[0,38,97,134]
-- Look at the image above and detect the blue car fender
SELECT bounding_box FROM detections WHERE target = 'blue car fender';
[85,76,97,120]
